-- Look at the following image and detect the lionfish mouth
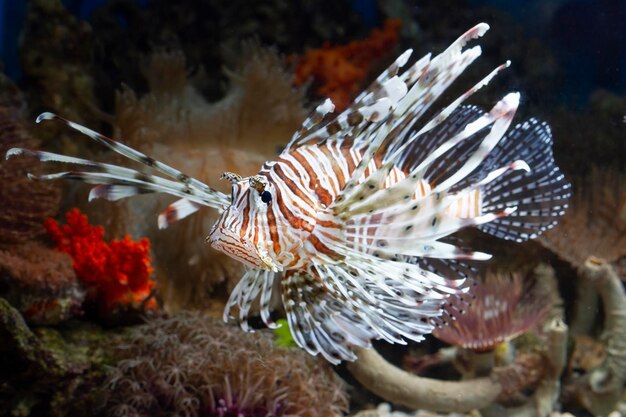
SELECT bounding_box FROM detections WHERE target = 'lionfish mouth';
[206,228,282,272]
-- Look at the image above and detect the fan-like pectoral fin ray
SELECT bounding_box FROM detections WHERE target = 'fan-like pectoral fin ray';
[88,184,146,201]
[259,271,278,329]
[416,61,510,136]
[322,260,450,332]
[431,93,520,193]
[281,270,355,363]
[386,61,511,163]
[223,269,275,332]
[28,170,217,209]
[311,227,469,298]
[279,262,451,363]
[419,207,517,243]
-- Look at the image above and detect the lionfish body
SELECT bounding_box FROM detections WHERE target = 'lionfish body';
[7,24,571,363]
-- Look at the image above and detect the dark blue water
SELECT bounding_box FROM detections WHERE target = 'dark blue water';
[1,0,625,107]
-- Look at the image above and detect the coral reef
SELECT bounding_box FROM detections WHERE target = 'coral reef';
[103,313,348,417]
[0,242,83,325]
[350,403,476,417]
[347,342,551,413]
[0,77,61,245]
[292,18,402,111]
[45,208,157,316]
[540,167,626,336]
[3,1,625,416]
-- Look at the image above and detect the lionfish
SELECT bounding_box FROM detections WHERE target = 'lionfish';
[7,24,570,363]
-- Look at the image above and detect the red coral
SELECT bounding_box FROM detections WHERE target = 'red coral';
[45,208,156,313]
[293,19,402,111]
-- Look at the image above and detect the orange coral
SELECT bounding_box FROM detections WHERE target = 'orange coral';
[45,208,156,313]
[293,19,402,111]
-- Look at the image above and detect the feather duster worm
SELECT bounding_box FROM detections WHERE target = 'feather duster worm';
[103,313,348,417]
[432,269,555,352]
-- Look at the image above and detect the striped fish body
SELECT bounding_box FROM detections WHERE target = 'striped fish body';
[6,23,571,364]
[218,140,482,272]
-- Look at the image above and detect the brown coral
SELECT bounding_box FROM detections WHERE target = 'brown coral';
[0,87,61,245]
[0,241,83,324]
[103,313,348,417]
[540,166,626,270]
[80,45,305,312]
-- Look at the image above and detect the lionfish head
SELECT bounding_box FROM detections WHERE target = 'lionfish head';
[207,172,282,272]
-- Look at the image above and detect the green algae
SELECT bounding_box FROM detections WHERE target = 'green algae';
[0,297,123,416]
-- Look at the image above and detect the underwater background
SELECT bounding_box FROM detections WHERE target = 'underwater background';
[0,1,625,417]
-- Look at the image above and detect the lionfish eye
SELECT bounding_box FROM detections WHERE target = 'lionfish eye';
[260,190,272,204]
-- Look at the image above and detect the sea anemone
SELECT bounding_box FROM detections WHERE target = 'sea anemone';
[103,313,348,417]
[432,268,555,352]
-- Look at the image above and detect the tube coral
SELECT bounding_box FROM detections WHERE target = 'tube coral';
[103,313,348,417]
[292,19,402,111]
[45,208,156,315]
[564,259,626,416]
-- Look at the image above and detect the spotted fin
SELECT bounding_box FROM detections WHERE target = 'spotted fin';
[223,269,277,331]
[476,119,572,241]
[281,265,447,364]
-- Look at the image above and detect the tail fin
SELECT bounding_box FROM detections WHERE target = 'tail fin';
[477,118,571,242]
[6,113,229,227]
